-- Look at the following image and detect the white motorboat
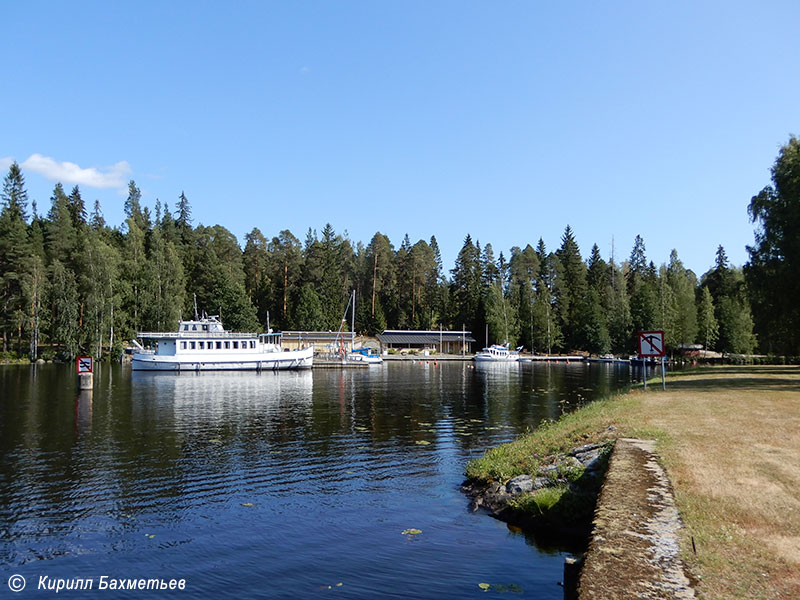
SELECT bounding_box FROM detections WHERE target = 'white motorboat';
[473,344,520,362]
[131,316,313,371]
[347,347,383,365]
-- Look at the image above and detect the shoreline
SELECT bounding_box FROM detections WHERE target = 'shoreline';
[463,365,800,599]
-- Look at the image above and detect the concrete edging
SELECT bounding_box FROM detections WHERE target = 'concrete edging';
[575,438,696,599]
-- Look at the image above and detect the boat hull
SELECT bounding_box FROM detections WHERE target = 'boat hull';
[473,356,520,363]
[131,347,314,371]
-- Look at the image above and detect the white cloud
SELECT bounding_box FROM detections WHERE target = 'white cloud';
[20,154,131,189]
[0,156,14,172]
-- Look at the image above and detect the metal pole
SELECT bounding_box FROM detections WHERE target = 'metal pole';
[661,355,666,390]
[643,356,647,391]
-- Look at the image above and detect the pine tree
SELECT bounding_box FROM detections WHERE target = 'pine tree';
[450,234,482,335]
[45,183,76,264]
[531,239,562,353]
[67,185,87,229]
[243,228,271,325]
[666,250,698,349]
[627,235,658,346]
[365,232,395,333]
[124,180,147,232]
[555,225,589,350]
[484,250,517,346]
[583,244,611,355]
[424,235,448,328]
[91,199,106,230]
[0,162,31,353]
[606,258,632,354]
[270,230,303,329]
[697,287,718,351]
[509,245,539,351]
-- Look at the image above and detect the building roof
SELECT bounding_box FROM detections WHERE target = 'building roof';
[282,331,354,342]
[377,330,476,345]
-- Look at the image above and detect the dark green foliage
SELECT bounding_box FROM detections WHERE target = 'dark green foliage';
[0,163,31,353]
[746,137,800,354]
[450,234,482,335]
[0,158,775,359]
[555,226,589,351]
[509,245,539,351]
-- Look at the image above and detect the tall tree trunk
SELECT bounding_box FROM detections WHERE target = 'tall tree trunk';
[283,262,288,316]
[371,253,378,316]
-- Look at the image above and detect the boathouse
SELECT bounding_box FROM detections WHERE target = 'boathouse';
[281,331,352,352]
[377,330,476,354]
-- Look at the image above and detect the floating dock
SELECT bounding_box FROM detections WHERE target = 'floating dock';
[523,355,586,362]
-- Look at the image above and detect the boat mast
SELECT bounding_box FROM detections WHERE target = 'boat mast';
[193,293,199,320]
[334,291,354,357]
[351,290,355,351]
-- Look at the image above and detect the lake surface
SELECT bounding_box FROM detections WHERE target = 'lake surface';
[1,361,637,598]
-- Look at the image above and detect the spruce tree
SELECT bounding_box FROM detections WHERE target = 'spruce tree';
[0,162,31,353]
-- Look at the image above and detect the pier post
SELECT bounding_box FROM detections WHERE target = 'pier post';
[78,372,93,390]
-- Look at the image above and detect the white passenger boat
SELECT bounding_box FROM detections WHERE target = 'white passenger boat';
[473,344,520,362]
[131,316,313,371]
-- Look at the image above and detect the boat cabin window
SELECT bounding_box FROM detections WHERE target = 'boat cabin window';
[208,344,213,351]
[225,341,231,349]
[190,341,196,349]
[241,342,247,351]
[202,325,208,331]
[183,325,189,331]
[199,341,205,349]
[233,341,239,349]
[192,325,197,331]
[250,341,256,349]
[181,342,187,350]
[216,341,222,349]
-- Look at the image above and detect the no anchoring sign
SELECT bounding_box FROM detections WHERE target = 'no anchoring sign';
[76,356,93,374]
[638,331,665,358]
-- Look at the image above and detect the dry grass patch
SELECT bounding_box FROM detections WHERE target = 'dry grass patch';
[638,367,800,599]
[466,365,800,598]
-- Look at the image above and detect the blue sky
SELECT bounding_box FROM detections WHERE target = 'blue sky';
[2,1,798,276]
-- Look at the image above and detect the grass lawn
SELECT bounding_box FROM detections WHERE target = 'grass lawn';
[466,365,800,599]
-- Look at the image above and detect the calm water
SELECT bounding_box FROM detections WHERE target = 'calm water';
[1,361,635,598]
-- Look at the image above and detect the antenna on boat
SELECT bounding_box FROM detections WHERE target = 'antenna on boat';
[193,293,199,320]
[266,311,271,334]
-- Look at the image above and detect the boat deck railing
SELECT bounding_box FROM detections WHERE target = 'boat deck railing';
[137,331,261,339]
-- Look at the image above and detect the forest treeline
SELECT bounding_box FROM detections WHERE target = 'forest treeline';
[1,138,798,360]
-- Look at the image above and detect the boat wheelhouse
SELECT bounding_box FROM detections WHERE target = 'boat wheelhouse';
[131,316,313,371]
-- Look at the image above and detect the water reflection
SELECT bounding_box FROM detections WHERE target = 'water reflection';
[1,362,633,598]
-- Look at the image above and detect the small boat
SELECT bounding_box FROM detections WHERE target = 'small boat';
[473,344,520,362]
[347,347,383,365]
[131,315,313,371]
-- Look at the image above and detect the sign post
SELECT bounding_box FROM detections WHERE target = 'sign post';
[637,331,666,391]
[76,356,93,390]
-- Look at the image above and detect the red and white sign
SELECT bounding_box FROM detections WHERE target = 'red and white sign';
[638,331,665,357]
[76,356,93,374]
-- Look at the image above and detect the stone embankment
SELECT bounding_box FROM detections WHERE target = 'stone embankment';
[462,441,613,541]
[577,438,696,599]
[464,437,698,599]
